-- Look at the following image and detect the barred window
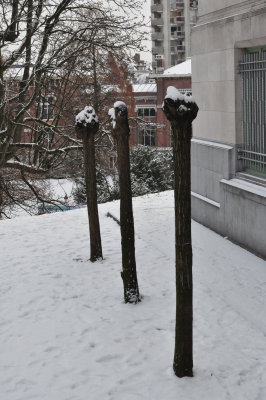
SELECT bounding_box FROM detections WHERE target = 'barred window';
[238,49,266,175]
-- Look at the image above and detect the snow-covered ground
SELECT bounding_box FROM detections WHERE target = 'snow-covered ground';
[8,179,75,219]
[1,191,266,400]
[49,179,74,204]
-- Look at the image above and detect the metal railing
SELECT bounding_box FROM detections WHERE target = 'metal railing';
[239,50,266,174]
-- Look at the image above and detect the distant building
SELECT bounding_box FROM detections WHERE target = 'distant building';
[131,59,192,147]
[191,0,266,258]
[131,54,153,85]
[151,0,198,73]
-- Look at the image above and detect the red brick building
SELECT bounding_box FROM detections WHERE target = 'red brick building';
[132,59,192,148]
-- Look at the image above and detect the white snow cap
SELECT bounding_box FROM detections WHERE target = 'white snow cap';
[114,101,127,109]
[165,86,194,103]
[108,101,127,129]
[75,106,98,127]
[108,108,116,129]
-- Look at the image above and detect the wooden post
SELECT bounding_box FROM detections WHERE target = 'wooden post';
[109,102,141,304]
[163,87,198,378]
[75,106,103,262]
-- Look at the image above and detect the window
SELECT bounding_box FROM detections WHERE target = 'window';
[171,27,177,36]
[36,94,55,120]
[139,127,156,147]
[190,0,198,7]
[239,49,266,175]
[137,107,156,118]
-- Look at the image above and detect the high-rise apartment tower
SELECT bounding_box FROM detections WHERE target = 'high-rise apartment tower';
[151,0,198,73]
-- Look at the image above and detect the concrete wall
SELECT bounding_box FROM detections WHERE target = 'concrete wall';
[190,1,266,258]
[191,140,266,258]
[198,0,260,17]
[192,1,266,145]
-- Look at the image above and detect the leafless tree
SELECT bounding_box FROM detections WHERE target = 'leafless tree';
[0,0,147,217]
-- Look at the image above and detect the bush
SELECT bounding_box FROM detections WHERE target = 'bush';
[130,145,173,196]
[72,167,120,205]
[72,145,173,204]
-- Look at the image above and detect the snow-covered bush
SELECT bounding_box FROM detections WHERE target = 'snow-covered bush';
[73,145,173,204]
[130,145,173,196]
[72,167,120,205]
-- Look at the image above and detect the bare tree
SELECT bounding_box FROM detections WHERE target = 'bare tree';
[0,0,147,216]
[163,87,198,378]
[109,101,141,304]
[75,106,102,261]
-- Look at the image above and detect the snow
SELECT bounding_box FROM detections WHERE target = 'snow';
[114,101,127,109]
[165,86,195,104]
[108,107,116,128]
[163,59,191,76]
[192,138,233,150]
[1,191,266,400]
[133,83,157,93]
[221,178,266,198]
[191,191,221,208]
[135,73,150,85]
[75,106,98,127]
[178,104,188,112]
[49,179,74,203]
[109,102,127,129]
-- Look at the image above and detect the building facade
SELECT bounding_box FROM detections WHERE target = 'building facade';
[191,0,266,258]
[132,60,192,148]
[151,0,198,72]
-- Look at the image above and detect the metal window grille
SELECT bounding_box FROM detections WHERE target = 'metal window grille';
[238,50,266,175]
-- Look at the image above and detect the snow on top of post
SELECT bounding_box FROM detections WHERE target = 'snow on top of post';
[114,100,127,109]
[75,106,98,127]
[108,101,128,129]
[164,86,194,103]
[108,107,116,128]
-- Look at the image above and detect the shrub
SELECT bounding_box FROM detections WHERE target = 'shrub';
[72,145,173,204]
[130,145,173,196]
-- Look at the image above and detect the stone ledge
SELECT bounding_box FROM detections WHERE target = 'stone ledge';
[192,138,233,151]
[191,191,220,208]
[195,1,266,29]
[220,178,266,206]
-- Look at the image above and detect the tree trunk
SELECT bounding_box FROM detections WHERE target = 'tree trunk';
[0,173,3,219]
[83,134,103,262]
[163,90,198,378]
[172,119,193,378]
[112,105,141,304]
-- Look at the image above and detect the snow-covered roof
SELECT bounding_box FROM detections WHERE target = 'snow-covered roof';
[163,58,191,76]
[133,83,157,93]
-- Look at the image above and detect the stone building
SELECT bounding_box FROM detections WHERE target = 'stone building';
[191,0,266,257]
[151,0,198,72]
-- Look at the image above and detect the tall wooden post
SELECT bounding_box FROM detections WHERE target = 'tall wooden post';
[75,106,103,262]
[163,87,198,378]
[109,102,141,304]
